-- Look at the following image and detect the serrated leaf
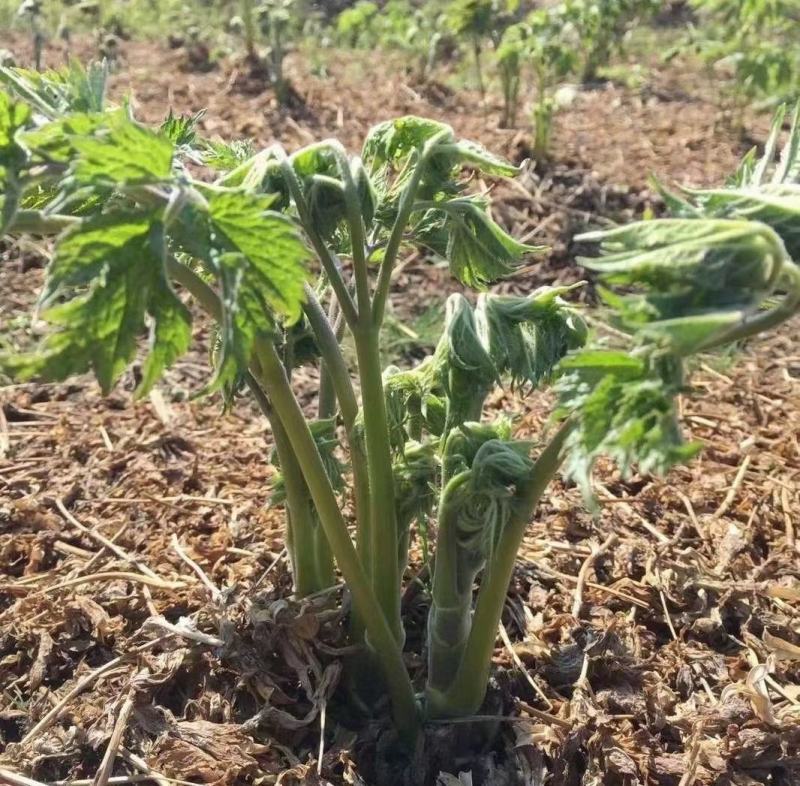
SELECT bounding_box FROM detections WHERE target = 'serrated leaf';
[445,138,519,177]
[556,349,700,507]
[442,198,540,288]
[684,186,800,260]
[208,190,308,319]
[362,115,454,172]
[160,109,205,147]
[71,118,175,185]
[0,90,30,166]
[579,218,781,324]
[4,213,190,393]
[0,90,30,236]
[638,310,745,354]
[1,61,107,117]
[19,111,113,163]
[200,189,310,388]
[137,283,192,395]
[476,286,587,390]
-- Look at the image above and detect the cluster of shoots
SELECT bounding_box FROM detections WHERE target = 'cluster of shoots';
[2,61,800,743]
[496,0,658,155]
[679,0,798,129]
[231,0,297,101]
[335,0,445,80]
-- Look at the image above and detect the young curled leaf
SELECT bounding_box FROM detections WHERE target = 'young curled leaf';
[393,439,439,569]
[681,185,800,260]
[441,418,513,481]
[444,198,539,288]
[579,218,786,328]
[476,285,587,389]
[362,115,454,173]
[555,348,700,507]
[432,294,498,429]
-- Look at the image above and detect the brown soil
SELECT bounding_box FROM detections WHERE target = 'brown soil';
[1,34,799,786]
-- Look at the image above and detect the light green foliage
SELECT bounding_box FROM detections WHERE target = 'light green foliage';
[685,0,800,113]
[2,64,800,741]
[562,0,659,82]
[335,0,379,47]
[494,7,576,154]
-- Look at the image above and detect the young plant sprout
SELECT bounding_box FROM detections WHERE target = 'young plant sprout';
[563,0,658,83]
[496,9,575,155]
[2,63,799,743]
[446,0,496,99]
[17,0,44,71]
[681,0,797,130]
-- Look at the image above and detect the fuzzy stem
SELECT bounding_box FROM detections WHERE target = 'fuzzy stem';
[353,324,403,642]
[426,420,574,718]
[167,259,418,739]
[425,472,475,693]
[254,338,418,738]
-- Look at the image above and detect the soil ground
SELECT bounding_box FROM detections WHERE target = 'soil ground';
[1,32,799,786]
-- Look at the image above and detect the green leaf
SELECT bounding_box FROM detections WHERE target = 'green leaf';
[137,284,192,395]
[4,213,190,393]
[208,190,309,320]
[0,90,31,235]
[476,285,587,389]
[441,198,540,288]
[19,111,112,163]
[0,90,30,167]
[160,109,205,147]
[443,138,520,177]
[71,117,175,185]
[683,186,800,260]
[362,115,454,172]
[638,310,745,354]
[432,294,498,429]
[201,189,310,388]
[0,61,107,117]
[556,348,700,507]
[579,218,782,324]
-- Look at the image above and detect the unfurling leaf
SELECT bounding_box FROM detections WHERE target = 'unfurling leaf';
[442,198,539,288]
[555,349,700,507]
[476,285,587,389]
[578,218,785,333]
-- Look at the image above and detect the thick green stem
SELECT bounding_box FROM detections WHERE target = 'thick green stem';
[354,325,403,642]
[280,156,359,327]
[426,473,475,693]
[302,284,372,576]
[302,283,358,427]
[254,339,418,738]
[426,420,574,718]
[165,259,418,739]
[269,399,334,595]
